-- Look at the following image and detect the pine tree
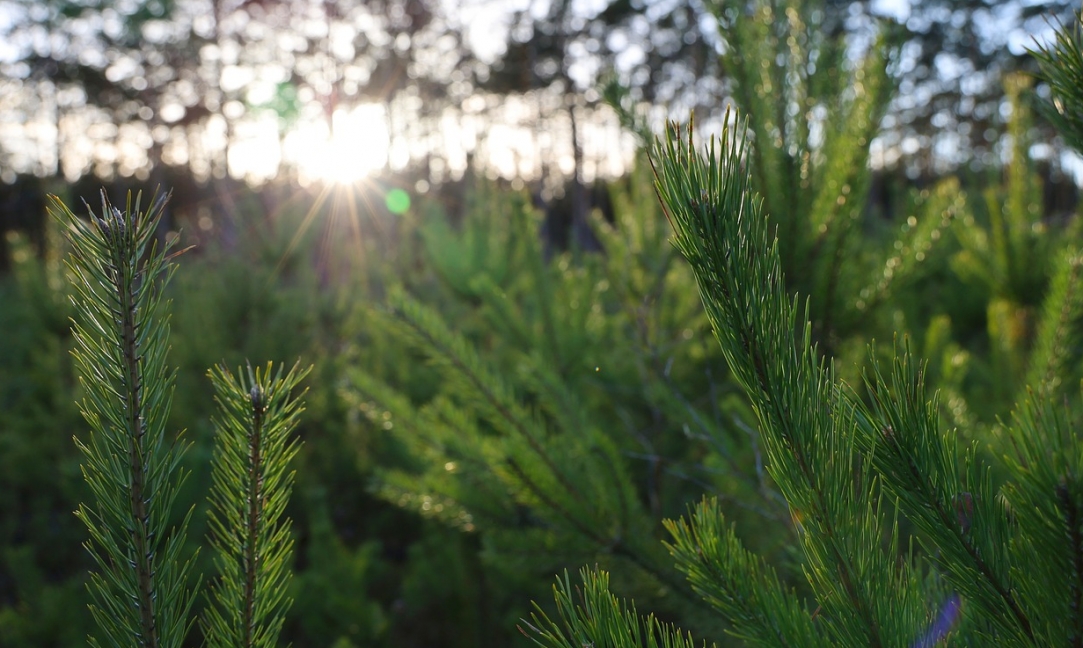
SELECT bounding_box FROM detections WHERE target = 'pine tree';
[524,9,1083,647]
[53,190,308,647]
[350,0,964,638]
[609,0,960,357]
[345,185,726,626]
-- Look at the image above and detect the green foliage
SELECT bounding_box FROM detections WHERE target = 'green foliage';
[3,9,1083,646]
[948,72,1083,416]
[523,569,701,648]
[606,0,961,369]
[708,0,929,349]
[356,288,654,551]
[343,173,773,640]
[57,191,197,647]
[51,191,310,647]
[951,77,1050,305]
[666,499,822,647]
[0,228,91,646]
[346,7,1083,647]
[284,488,387,647]
[204,362,309,648]
[526,60,1083,644]
[1032,10,1083,154]
[0,190,429,648]
[1024,247,1083,397]
[656,116,929,645]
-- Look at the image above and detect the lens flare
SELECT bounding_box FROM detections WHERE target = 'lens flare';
[385,189,411,214]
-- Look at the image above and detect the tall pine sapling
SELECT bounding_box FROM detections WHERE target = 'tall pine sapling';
[354,1,965,638]
[53,191,308,647]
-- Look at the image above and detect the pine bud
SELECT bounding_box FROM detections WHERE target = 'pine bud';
[250,385,264,412]
[110,206,126,239]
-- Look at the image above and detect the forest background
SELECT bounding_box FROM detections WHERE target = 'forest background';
[2,0,1083,646]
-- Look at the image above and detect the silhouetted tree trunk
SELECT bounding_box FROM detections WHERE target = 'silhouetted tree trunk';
[566,98,599,253]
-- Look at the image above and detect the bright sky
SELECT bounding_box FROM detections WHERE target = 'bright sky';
[0,0,1079,186]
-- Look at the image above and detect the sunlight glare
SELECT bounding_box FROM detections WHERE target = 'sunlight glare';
[287,104,390,184]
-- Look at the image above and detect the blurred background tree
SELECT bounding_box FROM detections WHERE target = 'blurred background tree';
[2,1,1076,191]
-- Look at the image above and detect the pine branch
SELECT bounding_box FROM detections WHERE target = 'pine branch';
[521,569,704,648]
[203,362,309,648]
[1058,479,1083,648]
[665,499,826,648]
[382,290,594,531]
[650,112,926,646]
[53,190,196,648]
[358,292,697,599]
[1002,393,1083,645]
[854,181,961,317]
[520,12,1083,648]
[348,367,513,531]
[1031,10,1083,155]
[852,348,1033,644]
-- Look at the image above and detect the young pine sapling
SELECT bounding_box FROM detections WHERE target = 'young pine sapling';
[53,191,308,648]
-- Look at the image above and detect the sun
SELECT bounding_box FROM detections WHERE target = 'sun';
[288,104,390,184]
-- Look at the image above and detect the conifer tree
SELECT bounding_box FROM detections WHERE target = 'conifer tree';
[605,0,961,367]
[948,71,1083,416]
[347,0,967,637]
[345,174,751,634]
[524,8,1083,647]
[53,191,308,647]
